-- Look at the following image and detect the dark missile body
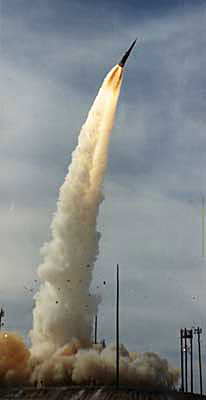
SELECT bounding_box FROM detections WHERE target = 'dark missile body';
[118,39,137,67]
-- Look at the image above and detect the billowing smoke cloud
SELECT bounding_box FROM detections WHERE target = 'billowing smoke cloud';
[30,65,123,357]
[0,64,179,389]
[0,332,179,388]
[0,332,30,385]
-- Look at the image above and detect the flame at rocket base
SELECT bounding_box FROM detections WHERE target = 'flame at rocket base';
[30,65,123,357]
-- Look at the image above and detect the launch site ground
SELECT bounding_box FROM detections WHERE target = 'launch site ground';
[0,387,205,400]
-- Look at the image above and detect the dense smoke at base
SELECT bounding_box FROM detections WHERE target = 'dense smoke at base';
[0,333,30,385]
[0,333,179,388]
[30,65,123,357]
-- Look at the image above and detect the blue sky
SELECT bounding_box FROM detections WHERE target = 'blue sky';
[1,0,206,391]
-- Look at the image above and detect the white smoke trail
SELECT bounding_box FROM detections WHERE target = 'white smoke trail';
[30,65,123,357]
[0,63,179,390]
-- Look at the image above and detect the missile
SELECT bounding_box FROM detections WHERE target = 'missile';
[118,39,137,68]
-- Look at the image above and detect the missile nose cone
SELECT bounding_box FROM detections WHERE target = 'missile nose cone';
[118,39,137,68]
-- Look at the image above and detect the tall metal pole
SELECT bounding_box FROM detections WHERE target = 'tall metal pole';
[190,329,193,394]
[94,314,98,344]
[184,328,188,393]
[180,329,184,392]
[116,264,119,388]
[197,328,203,396]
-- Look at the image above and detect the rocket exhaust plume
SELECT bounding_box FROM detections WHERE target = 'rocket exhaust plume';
[30,63,124,356]
[0,46,179,389]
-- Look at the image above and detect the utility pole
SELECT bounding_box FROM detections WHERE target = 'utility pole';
[194,327,203,396]
[180,329,184,392]
[116,264,119,388]
[184,328,188,393]
[189,329,193,394]
[94,314,98,344]
[181,328,193,393]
